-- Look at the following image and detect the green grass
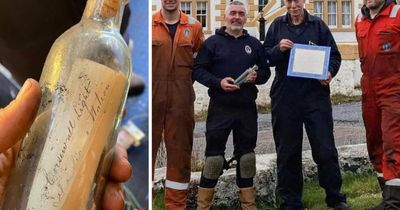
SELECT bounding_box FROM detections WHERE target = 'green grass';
[257,103,272,114]
[331,94,361,105]
[303,173,381,209]
[194,110,208,121]
[153,173,381,210]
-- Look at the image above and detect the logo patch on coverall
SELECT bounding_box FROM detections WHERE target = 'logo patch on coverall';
[184,28,191,37]
[382,42,391,52]
[245,45,252,54]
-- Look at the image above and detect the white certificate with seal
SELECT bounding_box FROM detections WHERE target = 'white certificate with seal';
[287,44,331,80]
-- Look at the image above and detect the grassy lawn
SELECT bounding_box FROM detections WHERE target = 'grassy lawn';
[153,173,381,210]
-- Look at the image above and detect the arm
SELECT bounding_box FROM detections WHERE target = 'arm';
[254,45,271,85]
[192,42,222,89]
[263,20,289,66]
[321,22,341,78]
[193,22,205,54]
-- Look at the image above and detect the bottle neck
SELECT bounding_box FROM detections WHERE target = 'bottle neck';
[82,0,127,29]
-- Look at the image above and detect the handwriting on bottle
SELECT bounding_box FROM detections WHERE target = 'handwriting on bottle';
[27,58,127,209]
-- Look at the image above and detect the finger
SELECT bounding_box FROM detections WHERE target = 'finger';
[102,182,125,210]
[281,43,292,49]
[225,86,239,91]
[232,85,240,90]
[0,79,41,153]
[225,86,236,91]
[285,42,293,48]
[226,77,235,83]
[227,83,240,88]
[109,144,132,182]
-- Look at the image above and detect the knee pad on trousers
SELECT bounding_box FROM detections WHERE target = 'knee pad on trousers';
[203,155,225,180]
[239,152,256,179]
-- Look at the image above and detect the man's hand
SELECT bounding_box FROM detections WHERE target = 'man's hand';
[0,79,132,210]
[103,144,132,210]
[279,39,294,52]
[319,72,333,86]
[220,77,240,92]
[0,79,41,201]
[245,70,257,83]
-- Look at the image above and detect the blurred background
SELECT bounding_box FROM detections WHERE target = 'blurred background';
[122,0,149,209]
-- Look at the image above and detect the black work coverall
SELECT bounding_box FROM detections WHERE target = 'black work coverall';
[263,10,346,208]
[193,27,270,188]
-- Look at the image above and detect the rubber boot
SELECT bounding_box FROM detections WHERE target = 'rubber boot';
[365,177,385,210]
[165,188,188,210]
[383,185,400,210]
[239,187,257,210]
[196,187,215,210]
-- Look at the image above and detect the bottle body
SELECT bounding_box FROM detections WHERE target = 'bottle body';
[1,5,131,209]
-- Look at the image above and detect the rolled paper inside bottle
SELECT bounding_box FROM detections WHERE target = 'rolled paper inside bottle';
[26,58,127,209]
[100,0,121,18]
[234,65,258,86]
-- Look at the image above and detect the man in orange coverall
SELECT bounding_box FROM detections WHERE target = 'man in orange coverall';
[355,0,400,208]
[152,0,204,209]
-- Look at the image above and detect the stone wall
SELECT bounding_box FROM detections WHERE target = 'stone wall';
[154,144,372,207]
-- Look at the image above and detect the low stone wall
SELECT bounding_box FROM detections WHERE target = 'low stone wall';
[194,60,362,114]
[154,144,372,207]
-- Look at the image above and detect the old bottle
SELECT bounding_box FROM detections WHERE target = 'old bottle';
[1,0,131,209]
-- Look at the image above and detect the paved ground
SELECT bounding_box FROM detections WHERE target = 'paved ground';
[156,102,366,167]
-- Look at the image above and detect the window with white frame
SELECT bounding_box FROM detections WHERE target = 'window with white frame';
[314,1,324,19]
[327,1,337,27]
[341,0,351,27]
[181,2,192,15]
[259,0,268,12]
[197,2,207,28]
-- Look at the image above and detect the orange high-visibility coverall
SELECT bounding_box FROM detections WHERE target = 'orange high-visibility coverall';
[152,10,203,210]
[355,2,400,180]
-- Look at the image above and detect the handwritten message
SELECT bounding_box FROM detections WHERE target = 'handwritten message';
[27,58,127,209]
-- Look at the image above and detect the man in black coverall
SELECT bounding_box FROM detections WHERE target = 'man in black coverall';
[263,0,348,209]
[193,1,270,209]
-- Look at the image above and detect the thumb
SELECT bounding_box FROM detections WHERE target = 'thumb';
[0,79,41,153]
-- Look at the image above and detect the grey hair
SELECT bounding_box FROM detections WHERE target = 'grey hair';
[225,1,247,14]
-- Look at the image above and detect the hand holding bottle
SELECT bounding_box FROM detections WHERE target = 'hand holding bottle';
[0,79,41,202]
[0,79,132,210]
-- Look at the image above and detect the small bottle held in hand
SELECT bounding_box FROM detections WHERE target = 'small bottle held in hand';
[1,0,131,209]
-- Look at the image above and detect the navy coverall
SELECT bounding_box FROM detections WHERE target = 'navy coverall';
[193,27,270,188]
[263,10,346,208]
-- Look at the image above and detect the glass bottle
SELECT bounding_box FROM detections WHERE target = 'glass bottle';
[1,0,131,209]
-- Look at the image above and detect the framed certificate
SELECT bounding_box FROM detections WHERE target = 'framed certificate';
[287,44,331,80]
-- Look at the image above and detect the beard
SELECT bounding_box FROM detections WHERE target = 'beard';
[228,20,244,31]
[229,25,243,31]
[366,0,385,10]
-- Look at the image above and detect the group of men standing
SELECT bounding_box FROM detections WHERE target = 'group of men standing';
[152,0,400,209]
